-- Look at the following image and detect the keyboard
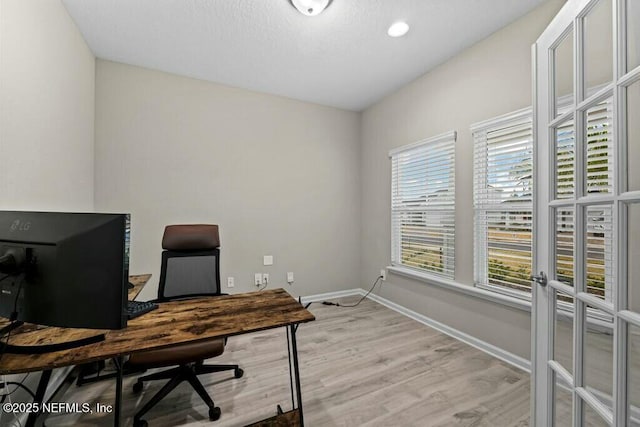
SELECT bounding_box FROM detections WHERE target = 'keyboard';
[127,300,158,320]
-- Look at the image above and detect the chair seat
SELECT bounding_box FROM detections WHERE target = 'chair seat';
[128,338,225,368]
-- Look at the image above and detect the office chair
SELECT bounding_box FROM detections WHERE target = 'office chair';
[128,224,243,427]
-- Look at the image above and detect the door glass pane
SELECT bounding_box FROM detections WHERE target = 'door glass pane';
[628,0,640,72]
[555,29,574,116]
[628,79,640,192]
[629,322,640,426]
[629,203,640,313]
[557,208,575,286]
[555,292,574,375]
[586,206,613,300]
[554,373,573,427]
[583,399,610,426]
[583,304,614,412]
[585,98,614,195]
[557,120,575,199]
[584,0,613,98]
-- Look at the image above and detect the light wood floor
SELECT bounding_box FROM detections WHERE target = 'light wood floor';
[46,296,532,426]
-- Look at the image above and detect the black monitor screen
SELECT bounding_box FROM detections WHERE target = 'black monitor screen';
[0,211,130,330]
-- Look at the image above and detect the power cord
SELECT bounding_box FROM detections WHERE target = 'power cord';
[320,275,383,308]
[0,373,34,401]
[9,278,23,322]
[0,373,31,427]
[0,277,24,365]
[0,274,26,427]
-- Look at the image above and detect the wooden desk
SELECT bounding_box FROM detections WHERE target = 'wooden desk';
[128,274,148,300]
[0,277,315,426]
[0,274,151,356]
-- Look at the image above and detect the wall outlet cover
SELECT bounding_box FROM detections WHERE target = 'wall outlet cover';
[263,255,273,266]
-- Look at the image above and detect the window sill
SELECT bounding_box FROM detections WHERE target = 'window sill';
[387,266,532,313]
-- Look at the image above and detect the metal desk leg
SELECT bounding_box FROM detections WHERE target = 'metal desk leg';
[25,369,52,427]
[289,324,304,427]
[114,356,124,427]
[286,327,295,410]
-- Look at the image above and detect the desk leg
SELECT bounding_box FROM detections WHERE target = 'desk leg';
[286,327,295,410]
[289,324,304,427]
[114,356,124,427]
[25,369,51,427]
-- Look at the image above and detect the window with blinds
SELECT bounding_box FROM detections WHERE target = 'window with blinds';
[585,98,614,301]
[586,98,614,195]
[472,99,614,298]
[390,131,456,279]
[472,110,533,295]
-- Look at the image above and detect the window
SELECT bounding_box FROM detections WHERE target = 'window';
[473,99,614,299]
[472,109,533,296]
[390,131,456,279]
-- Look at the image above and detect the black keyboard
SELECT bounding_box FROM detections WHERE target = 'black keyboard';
[127,300,158,320]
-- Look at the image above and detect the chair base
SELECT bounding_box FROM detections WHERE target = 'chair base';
[132,362,243,425]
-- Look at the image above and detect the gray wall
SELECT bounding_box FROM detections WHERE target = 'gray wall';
[360,0,565,360]
[94,60,362,301]
[0,0,95,211]
[0,0,95,420]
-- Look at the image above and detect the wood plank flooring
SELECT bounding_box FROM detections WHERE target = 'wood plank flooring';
[45,296,531,426]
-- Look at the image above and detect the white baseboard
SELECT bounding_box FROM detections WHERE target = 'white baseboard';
[299,288,363,304]
[303,288,531,373]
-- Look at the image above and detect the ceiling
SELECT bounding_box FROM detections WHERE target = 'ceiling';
[62,0,547,111]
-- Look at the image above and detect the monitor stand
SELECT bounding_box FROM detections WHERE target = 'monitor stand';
[0,321,105,354]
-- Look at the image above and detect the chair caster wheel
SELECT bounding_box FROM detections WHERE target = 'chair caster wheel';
[133,418,148,427]
[234,368,244,378]
[209,407,221,421]
[132,381,143,394]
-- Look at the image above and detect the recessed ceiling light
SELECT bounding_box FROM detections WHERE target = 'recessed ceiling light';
[388,21,409,38]
[289,0,333,17]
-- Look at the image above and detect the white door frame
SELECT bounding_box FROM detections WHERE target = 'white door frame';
[532,0,640,425]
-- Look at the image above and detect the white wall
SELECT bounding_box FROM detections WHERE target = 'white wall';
[0,0,95,211]
[360,0,565,360]
[0,0,95,422]
[94,60,361,301]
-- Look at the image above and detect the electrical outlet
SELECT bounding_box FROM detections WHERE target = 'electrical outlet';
[262,273,269,285]
[227,277,235,288]
[380,269,386,281]
[287,272,294,284]
[254,273,262,286]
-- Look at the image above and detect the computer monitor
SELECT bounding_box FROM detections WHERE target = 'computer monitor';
[0,211,130,331]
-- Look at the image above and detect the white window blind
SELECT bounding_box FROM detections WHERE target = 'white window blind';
[472,98,614,298]
[584,98,614,301]
[586,98,614,195]
[553,99,614,302]
[390,131,456,279]
[473,110,533,295]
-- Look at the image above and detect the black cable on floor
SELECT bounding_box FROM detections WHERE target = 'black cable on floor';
[0,378,35,402]
[320,275,383,308]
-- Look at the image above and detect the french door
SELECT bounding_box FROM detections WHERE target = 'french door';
[533,0,640,425]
